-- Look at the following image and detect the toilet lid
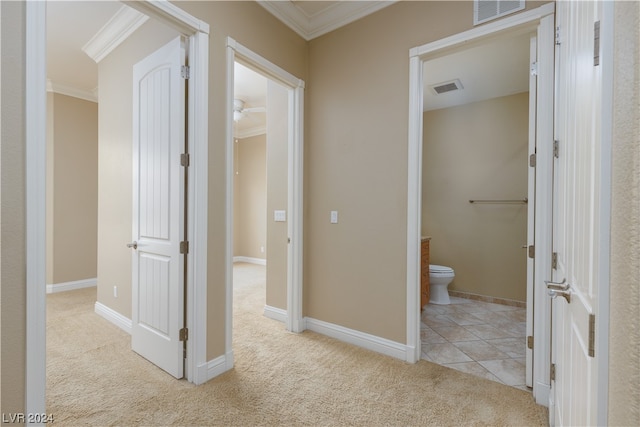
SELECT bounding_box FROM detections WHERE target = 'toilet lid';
[429,264,453,274]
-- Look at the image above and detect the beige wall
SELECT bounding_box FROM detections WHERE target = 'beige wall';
[233,133,267,260]
[609,1,640,425]
[0,0,26,414]
[97,20,179,318]
[422,93,529,302]
[265,80,289,310]
[46,93,98,285]
[305,1,546,343]
[4,3,637,421]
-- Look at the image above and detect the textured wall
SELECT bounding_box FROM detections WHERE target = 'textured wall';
[0,0,26,414]
[609,1,640,425]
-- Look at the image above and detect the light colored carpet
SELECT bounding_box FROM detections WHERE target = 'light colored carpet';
[46,263,548,426]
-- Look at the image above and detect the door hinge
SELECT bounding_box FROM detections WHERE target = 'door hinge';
[550,363,556,381]
[528,245,535,259]
[530,61,538,77]
[181,65,190,79]
[555,26,561,46]
[180,241,189,254]
[527,335,534,349]
[180,153,190,167]
[179,327,188,341]
[594,21,601,67]
[588,314,596,357]
[552,252,558,269]
[529,153,536,167]
[553,140,560,158]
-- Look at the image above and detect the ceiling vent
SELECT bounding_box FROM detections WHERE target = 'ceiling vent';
[431,79,464,95]
[474,0,525,26]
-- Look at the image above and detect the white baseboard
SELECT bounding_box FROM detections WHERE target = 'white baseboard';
[233,256,266,266]
[46,277,97,294]
[263,305,287,323]
[94,301,132,334]
[305,317,407,361]
[195,351,234,385]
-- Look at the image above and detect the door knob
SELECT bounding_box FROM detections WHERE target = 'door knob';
[545,278,571,303]
[127,241,138,250]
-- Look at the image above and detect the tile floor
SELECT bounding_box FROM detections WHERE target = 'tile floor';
[421,296,530,391]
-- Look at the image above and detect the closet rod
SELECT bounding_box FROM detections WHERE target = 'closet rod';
[468,198,528,204]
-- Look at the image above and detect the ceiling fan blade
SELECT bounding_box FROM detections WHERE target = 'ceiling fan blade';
[243,106,266,113]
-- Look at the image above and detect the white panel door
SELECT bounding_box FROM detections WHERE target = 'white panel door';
[549,1,602,425]
[131,37,186,379]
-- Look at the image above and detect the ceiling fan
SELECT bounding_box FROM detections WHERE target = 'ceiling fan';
[233,98,266,122]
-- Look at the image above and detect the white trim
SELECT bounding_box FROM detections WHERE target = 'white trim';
[46,278,97,294]
[263,305,287,323]
[596,1,614,424]
[533,13,555,407]
[226,38,306,349]
[46,79,98,103]
[25,0,47,417]
[82,5,149,63]
[305,317,408,361]
[94,302,133,334]
[409,2,555,58]
[233,256,267,266]
[406,2,556,405]
[258,1,397,41]
[195,352,234,385]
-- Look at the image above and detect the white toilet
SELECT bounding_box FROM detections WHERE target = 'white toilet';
[429,265,455,305]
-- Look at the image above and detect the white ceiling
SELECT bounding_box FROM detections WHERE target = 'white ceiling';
[234,63,268,137]
[46,0,121,97]
[46,0,530,119]
[423,31,532,111]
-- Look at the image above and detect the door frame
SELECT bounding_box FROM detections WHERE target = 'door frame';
[225,38,305,354]
[406,2,555,404]
[25,0,210,414]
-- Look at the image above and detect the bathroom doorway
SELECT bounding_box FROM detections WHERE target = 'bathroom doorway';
[415,19,550,393]
[407,5,556,403]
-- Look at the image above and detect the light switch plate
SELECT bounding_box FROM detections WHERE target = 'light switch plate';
[274,210,286,222]
[330,211,338,224]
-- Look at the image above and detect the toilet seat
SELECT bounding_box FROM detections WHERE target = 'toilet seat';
[429,264,454,274]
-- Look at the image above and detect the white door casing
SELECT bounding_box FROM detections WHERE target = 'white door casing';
[407,6,556,399]
[225,37,305,356]
[525,33,537,389]
[131,37,186,379]
[549,1,612,425]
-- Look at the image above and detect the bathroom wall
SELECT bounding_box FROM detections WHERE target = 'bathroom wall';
[233,133,267,261]
[422,92,529,303]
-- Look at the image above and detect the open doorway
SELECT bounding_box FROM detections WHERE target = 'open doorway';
[230,58,299,325]
[406,3,556,407]
[419,30,533,391]
[225,39,305,360]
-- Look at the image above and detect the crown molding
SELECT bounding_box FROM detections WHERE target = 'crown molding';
[258,1,397,41]
[235,125,266,140]
[47,79,98,103]
[82,5,149,63]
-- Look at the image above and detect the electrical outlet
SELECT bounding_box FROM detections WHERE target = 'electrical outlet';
[260,246,265,253]
[330,211,338,224]
[114,286,118,298]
